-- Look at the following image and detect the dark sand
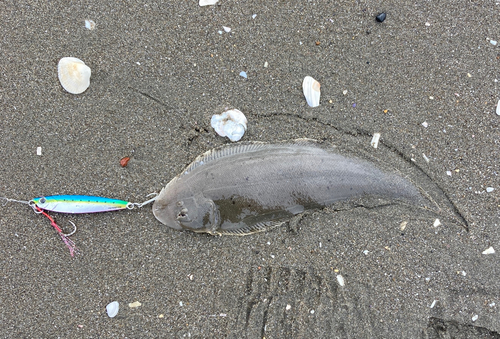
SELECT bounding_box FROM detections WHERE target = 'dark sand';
[1,0,499,337]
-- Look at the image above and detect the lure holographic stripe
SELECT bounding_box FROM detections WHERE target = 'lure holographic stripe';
[31,195,131,214]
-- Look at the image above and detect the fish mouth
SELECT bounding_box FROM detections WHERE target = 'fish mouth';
[152,203,183,230]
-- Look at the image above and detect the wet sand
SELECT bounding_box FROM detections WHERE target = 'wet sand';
[1,0,499,337]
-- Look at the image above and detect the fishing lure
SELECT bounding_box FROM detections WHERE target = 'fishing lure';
[1,194,156,256]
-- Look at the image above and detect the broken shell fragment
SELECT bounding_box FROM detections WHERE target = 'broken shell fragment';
[129,301,142,308]
[106,301,119,318]
[211,109,247,142]
[58,57,91,94]
[482,247,495,254]
[199,0,218,6]
[302,76,321,107]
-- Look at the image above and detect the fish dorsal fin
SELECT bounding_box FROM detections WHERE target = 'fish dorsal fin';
[181,139,322,177]
[215,219,287,236]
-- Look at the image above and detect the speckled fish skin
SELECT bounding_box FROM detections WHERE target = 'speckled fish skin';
[152,141,424,235]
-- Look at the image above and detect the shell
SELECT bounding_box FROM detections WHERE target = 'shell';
[302,76,320,107]
[199,0,218,6]
[57,57,91,94]
[211,109,247,142]
[106,301,119,318]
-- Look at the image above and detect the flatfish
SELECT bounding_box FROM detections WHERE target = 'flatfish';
[153,140,427,235]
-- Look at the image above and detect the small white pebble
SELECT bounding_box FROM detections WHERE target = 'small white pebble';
[336,274,345,286]
[482,247,495,255]
[36,147,42,156]
[343,89,348,95]
[319,242,322,248]
[446,171,452,176]
[496,100,500,116]
[363,250,369,255]
[252,14,257,19]
[266,241,271,245]
[430,300,437,308]
[486,187,494,193]
[136,62,140,65]
[467,73,472,77]
[490,40,498,46]
[429,96,434,100]
[223,26,231,33]
[270,255,275,258]
[371,133,381,149]
[310,309,315,314]
[220,313,227,317]
[400,221,407,231]
[264,61,268,68]
[433,219,441,227]
[179,301,183,306]
[422,121,428,128]
[128,301,141,308]
[286,304,291,310]
[489,302,496,307]
[422,153,430,163]
[425,277,431,282]
[425,22,431,26]
[458,270,466,276]
[472,314,478,322]
[188,274,194,280]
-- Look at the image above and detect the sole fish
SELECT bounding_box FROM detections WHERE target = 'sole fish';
[152,140,447,235]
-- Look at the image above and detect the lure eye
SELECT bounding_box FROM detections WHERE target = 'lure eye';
[39,197,46,204]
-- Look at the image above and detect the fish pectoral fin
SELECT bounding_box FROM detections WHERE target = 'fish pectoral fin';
[216,219,288,236]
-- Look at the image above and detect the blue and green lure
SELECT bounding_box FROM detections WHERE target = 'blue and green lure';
[32,195,135,214]
[1,194,156,257]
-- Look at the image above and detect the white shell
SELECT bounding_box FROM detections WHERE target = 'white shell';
[58,57,91,94]
[128,301,142,308]
[106,301,119,318]
[370,133,381,148]
[211,109,247,142]
[85,19,96,30]
[496,100,500,116]
[199,0,218,6]
[482,246,495,254]
[302,76,321,107]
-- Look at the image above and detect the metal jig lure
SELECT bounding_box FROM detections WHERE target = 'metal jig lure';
[1,194,157,257]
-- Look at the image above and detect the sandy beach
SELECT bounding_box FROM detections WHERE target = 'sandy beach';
[1,0,499,337]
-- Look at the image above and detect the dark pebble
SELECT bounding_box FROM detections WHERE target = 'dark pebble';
[376,13,386,22]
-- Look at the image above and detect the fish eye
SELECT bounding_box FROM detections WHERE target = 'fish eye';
[39,197,46,204]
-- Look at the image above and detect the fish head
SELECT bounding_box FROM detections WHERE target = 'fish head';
[153,194,220,234]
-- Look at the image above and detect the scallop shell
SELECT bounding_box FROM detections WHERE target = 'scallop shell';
[58,57,91,94]
[106,301,119,318]
[302,76,321,107]
[211,109,247,142]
